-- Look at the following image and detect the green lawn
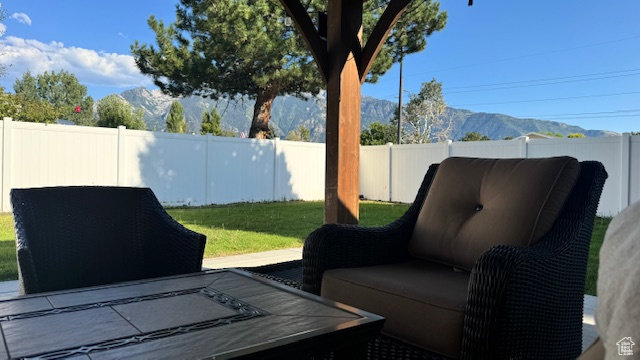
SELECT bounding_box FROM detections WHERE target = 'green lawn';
[0,201,609,295]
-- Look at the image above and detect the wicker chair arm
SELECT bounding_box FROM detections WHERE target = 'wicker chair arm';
[141,200,206,275]
[302,222,415,294]
[462,231,591,359]
[302,163,440,295]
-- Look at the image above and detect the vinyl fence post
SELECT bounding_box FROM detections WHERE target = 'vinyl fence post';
[205,134,213,205]
[273,137,280,201]
[117,126,126,186]
[444,140,452,159]
[621,133,631,211]
[388,142,393,202]
[520,136,529,158]
[2,118,13,212]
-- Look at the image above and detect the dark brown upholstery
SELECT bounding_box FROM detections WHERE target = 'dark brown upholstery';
[322,260,469,358]
[409,156,580,270]
[303,158,608,359]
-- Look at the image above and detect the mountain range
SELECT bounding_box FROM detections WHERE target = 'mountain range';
[116,87,617,141]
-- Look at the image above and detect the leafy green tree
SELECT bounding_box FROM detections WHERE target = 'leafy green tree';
[503,136,514,140]
[459,131,491,141]
[366,0,447,80]
[201,108,235,136]
[285,125,311,142]
[0,87,19,118]
[632,131,640,136]
[0,87,61,123]
[542,131,564,138]
[13,70,95,125]
[166,101,186,133]
[567,133,585,138]
[360,122,398,145]
[96,95,146,130]
[131,0,446,138]
[403,79,452,143]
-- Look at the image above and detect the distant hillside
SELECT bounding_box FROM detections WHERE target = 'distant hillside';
[116,87,617,141]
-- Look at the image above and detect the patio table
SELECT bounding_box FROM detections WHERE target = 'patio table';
[0,269,384,359]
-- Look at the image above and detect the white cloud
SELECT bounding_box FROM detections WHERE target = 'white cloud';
[0,36,152,91]
[0,23,6,36]
[10,13,32,26]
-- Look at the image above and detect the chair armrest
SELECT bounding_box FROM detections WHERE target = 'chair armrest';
[302,221,415,295]
[303,163,440,295]
[462,225,592,359]
[16,246,39,295]
[141,200,206,275]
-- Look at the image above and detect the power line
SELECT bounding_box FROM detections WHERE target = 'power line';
[450,91,640,107]
[373,68,640,100]
[400,35,640,80]
[446,73,640,94]
[444,68,640,91]
[538,114,640,120]
[522,109,640,118]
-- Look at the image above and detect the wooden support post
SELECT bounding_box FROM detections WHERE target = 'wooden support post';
[280,0,411,224]
[325,0,362,224]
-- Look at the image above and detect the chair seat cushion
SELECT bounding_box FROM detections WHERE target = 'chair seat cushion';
[409,156,580,270]
[321,260,470,358]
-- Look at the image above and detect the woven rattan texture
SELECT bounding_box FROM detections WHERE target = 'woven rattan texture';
[299,160,607,360]
[11,186,206,294]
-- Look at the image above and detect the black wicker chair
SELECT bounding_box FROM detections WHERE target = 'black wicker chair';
[11,186,206,295]
[303,158,608,360]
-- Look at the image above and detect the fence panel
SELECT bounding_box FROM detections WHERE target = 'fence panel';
[275,140,325,201]
[528,137,623,216]
[123,130,207,206]
[208,137,275,204]
[10,122,119,189]
[390,143,448,203]
[450,139,523,158]
[360,145,390,201]
[0,119,637,216]
[630,136,640,205]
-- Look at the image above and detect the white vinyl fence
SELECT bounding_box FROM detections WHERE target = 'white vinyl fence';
[1,118,637,216]
[0,118,325,211]
[360,135,640,216]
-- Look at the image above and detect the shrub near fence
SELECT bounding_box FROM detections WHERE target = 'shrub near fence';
[1,118,638,216]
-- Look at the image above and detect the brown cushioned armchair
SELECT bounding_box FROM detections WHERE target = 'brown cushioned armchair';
[303,157,608,359]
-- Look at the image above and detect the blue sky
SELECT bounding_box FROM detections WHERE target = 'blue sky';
[1,0,638,133]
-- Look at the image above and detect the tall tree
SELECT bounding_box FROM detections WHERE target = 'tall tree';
[403,78,453,143]
[166,101,186,133]
[459,131,490,141]
[13,70,95,125]
[201,108,235,136]
[285,125,311,142]
[131,0,446,139]
[360,122,398,145]
[96,95,146,130]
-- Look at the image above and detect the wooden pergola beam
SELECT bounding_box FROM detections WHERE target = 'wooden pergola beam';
[359,0,411,82]
[280,0,329,82]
